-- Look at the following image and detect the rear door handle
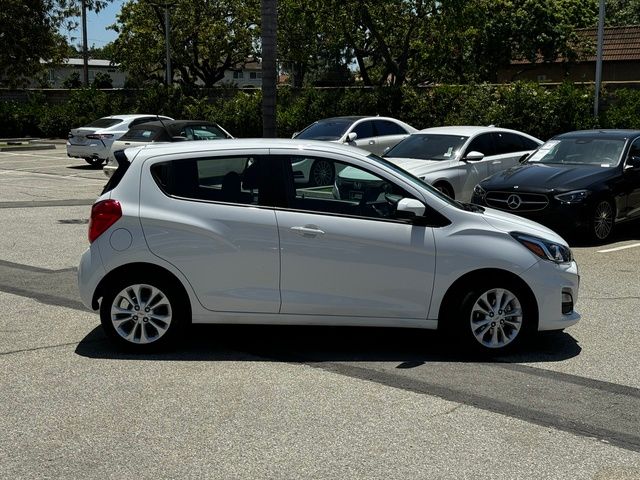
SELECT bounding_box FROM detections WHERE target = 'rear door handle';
[290,225,325,237]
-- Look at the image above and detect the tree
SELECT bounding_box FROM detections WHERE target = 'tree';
[0,0,114,87]
[110,0,260,88]
[606,0,640,26]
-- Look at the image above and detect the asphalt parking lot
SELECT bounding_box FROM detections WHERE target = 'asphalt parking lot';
[1,145,639,479]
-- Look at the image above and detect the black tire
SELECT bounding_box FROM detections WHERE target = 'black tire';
[590,198,615,243]
[452,282,536,354]
[309,159,335,186]
[100,274,191,351]
[434,182,454,199]
[84,157,105,167]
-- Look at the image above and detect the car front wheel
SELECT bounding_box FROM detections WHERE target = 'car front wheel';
[591,199,615,243]
[100,276,190,351]
[457,284,534,353]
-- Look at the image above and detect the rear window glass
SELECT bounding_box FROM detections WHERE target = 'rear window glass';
[121,128,160,141]
[85,118,122,128]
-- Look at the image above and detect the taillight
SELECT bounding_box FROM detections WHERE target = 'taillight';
[86,134,114,140]
[88,200,122,243]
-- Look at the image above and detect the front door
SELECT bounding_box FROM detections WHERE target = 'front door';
[275,153,437,319]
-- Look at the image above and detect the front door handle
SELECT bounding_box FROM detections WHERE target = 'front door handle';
[290,225,325,237]
[369,140,376,145]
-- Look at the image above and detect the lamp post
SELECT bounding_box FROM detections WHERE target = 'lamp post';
[261,0,277,137]
[82,0,89,85]
[594,0,605,118]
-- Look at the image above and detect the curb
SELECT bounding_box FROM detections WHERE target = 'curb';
[0,144,57,152]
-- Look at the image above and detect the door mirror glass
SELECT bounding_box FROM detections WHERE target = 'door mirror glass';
[346,132,358,143]
[464,151,485,162]
[396,198,426,218]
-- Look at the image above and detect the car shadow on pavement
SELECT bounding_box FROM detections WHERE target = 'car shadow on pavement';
[568,220,640,247]
[75,323,581,366]
[66,164,104,171]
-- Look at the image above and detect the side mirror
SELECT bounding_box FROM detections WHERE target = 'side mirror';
[396,198,426,218]
[625,155,640,170]
[464,151,485,162]
[345,132,358,143]
[518,153,530,164]
[291,131,299,139]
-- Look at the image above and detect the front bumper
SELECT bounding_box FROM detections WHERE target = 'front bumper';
[522,259,581,331]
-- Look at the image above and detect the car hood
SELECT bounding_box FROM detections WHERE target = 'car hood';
[482,162,619,192]
[479,206,568,245]
[385,157,455,176]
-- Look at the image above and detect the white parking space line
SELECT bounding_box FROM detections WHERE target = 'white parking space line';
[597,243,640,253]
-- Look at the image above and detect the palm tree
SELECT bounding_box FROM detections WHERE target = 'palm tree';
[261,0,277,137]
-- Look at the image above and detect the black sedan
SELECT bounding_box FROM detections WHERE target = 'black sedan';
[471,130,640,242]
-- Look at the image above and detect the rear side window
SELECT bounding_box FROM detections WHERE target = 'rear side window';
[86,118,122,128]
[374,120,407,136]
[181,124,227,140]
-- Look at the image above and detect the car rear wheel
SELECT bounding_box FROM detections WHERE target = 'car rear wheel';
[456,283,535,354]
[84,157,104,167]
[591,199,615,243]
[309,159,335,186]
[100,276,190,351]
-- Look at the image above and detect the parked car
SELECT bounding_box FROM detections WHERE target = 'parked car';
[103,119,233,177]
[291,116,416,185]
[66,114,172,167]
[471,129,640,242]
[78,139,580,354]
[381,126,542,201]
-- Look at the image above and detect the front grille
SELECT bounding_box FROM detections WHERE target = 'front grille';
[485,191,549,212]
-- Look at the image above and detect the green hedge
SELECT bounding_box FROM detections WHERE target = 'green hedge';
[2,82,640,140]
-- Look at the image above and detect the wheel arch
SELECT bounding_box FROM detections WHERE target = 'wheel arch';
[92,262,191,312]
[437,268,539,330]
[432,179,455,199]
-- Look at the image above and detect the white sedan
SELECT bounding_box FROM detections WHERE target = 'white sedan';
[383,126,542,201]
[66,114,172,167]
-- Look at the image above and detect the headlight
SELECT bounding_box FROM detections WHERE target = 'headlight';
[511,232,573,263]
[554,189,591,204]
[473,184,486,198]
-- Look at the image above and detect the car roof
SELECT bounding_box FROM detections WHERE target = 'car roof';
[416,126,532,137]
[553,129,640,140]
[132,138,372,158]
[102,114,167,121]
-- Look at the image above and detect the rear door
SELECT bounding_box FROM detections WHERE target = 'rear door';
[139,149,283,313]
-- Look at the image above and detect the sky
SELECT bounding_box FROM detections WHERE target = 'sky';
[61,0,125,49]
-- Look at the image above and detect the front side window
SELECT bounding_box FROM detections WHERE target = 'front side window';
[466,133,495,157]
[285,155,414,221]
[352,121,375,140]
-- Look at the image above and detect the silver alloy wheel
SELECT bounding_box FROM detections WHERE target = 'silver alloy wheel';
[593,201,614,240]
[311,160,334,186]
[110,284,172,344]
[469,288,523,349]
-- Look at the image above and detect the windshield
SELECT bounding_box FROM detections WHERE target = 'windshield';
[367,153,463,209]
[527,138,626,167]
[385,134,468,160]
[295,119,353,141]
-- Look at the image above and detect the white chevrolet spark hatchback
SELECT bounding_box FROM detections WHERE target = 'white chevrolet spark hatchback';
[78,139,580,353]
